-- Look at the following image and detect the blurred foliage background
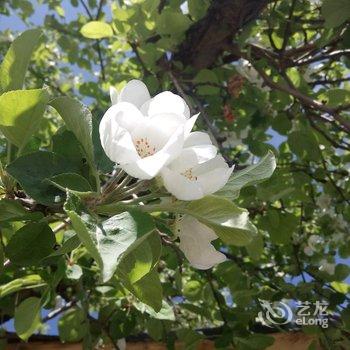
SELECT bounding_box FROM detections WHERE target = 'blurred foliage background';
[0,0,350,349]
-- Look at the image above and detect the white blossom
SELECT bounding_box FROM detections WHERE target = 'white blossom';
[176,215,227,270]
[319,259,335,275]
[333,214,348,232]
[235,59,270,92]
[303,246,314,257]
[308,234,324,250]
[100,80,197,179]
[316,194,332,213]
[221,127,249,149]
[304,234,324,256]
[117,339,126,350]
[331,232,345,244]
[160,131,233,200]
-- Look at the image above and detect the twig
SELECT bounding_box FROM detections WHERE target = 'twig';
[79,0,106,81]
[307,114,350,151]
[167,70,230,162]
[96,0,105,19]
[280,0,297,52]
[319,151,350,205]
[42,299,77,322]
[53,219,71,234]
[248,60,350,132]
[205,271,228,325]
[128,41,151,76]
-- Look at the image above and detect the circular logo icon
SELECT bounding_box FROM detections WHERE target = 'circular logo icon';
[257,299,293,328]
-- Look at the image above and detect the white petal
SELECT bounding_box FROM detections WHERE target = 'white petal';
[122,125,185,179]
[100,102,145,132]
[168,146,217,172]
[99,120,140,164]
[140,113,187,147]
[109,86,119,105]
[184,131,212,147]
[99,102,145,164]
[140,91,190,118]
[194,155,233,195]
[176,216,227,270]
[194,154,229,175]
[197,166,233,196]
[118,80,151,108]
[161,167,204,200]
[184,114,199,137]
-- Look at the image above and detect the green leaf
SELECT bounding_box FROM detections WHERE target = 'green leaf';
[50,97,95,171]
[259,211,298,245]
[49,173,93,193]
[125,268,163,312]
[58,308,88,342]
[188,0,210,20]
[182,196,257,246]
[5,222,55,266]
[246,232,264,261]
[0,198,27,221]
[156,10,192,35]
[322,0,350,28]
[0,28,42,92]
[288,130,320,161]
[64,192,156,282]
[117,230,161,284]
[80,21,114,39]
[217,151,276,199]
[331,282,350,294]
[14,297,41,341]
[194,69,220,95]
[135,300,175,321]
[47,234,80,258]
[0,243,4,275]
[0,89,50,151]
[52,128,85,163]
[6,151,81,205]
[320,89,350,107]
[0,275,46,298]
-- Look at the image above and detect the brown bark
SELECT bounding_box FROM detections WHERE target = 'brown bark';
[174,0,269,69]
[5,333,321,350]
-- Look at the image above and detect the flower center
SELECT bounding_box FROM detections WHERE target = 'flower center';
[181,168,198,181]
[134,137,156,158]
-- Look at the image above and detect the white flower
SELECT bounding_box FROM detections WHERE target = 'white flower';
[100,80,197,179]
[117,338,126,350]
[221,127,249,148]
[319,259,335,275]
[332,232,345,244]
[235,59,270,92]
[176,215,227,269]
[316,194,332,213]
[333,214,348,232]
[160,132,233,200]
[304,234,324,256]
[307,234,324,251]
[303,246,314,257]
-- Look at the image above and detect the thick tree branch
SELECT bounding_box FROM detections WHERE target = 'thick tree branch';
[174,0,269,69]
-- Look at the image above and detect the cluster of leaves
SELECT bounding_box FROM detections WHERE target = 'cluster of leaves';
[0,0,349,349]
